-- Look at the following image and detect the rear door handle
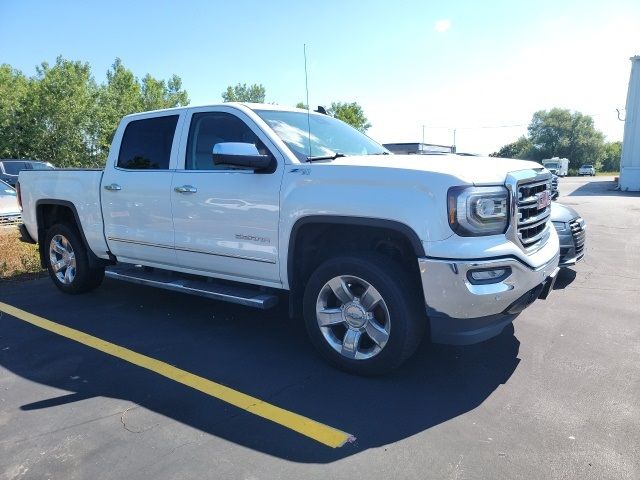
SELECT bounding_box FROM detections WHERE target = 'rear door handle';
[104,183,122,191]
[174,185,197,194]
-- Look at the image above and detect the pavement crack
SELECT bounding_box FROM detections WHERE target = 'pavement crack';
[120,404,157,434]
[0,410,125,446]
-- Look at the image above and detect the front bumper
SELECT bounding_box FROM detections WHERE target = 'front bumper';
[418,247,559,345]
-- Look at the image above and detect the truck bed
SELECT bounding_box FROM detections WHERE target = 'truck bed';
[18,169,111,260]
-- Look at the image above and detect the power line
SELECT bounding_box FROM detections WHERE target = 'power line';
[421,110,619,131]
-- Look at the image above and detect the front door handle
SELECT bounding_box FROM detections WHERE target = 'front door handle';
[104,183,122,191]
[174,185,197,194]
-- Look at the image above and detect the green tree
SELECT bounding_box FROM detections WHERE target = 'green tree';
[96,58,142,157]
[527,108,605,169]
[490,135,533,159]
[0,65,32,159]
[601,141,622,172]
[97,60,188,159]
[492,108,606,168]
[0,56,190,167]
[294,100,372,132]
[327,101,371,132]
[222,83,266,103]
[28,56,99,167]
[141,74,189,111]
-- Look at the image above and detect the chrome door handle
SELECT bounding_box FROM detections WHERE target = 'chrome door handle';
[104,183,122,191]
[174,185,197,194]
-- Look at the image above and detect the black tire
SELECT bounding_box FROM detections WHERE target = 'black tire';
[44,223,105,294]
[302,253,426,376]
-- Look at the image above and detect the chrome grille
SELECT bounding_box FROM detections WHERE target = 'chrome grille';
[570,218,586,256]
[551,176,558,197]
[516,176,551,249]
[0,214,21,226]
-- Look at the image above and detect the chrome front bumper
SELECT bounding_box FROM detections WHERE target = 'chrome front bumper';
[418,249,559,345]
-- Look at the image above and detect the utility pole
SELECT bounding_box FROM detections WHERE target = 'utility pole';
[422,125,425,144]
[453,128,457,153]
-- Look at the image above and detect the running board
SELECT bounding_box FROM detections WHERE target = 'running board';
[105,265,278,309]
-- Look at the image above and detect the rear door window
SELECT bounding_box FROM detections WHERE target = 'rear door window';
[117,115,179,170]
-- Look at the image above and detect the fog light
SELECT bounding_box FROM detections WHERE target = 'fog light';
[467,267,511,285]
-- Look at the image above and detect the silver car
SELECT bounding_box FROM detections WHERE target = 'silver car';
[0,180,21,226]
[551,202,586,267]
[578,164,596,176]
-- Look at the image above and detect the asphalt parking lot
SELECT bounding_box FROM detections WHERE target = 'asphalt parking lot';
[1,176,639,480]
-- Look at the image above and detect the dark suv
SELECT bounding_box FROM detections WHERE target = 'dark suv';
[550,202,586,267]
[0,159,54,187]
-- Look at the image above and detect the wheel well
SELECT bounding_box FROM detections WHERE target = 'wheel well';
[288,220,423,316]
[36,203,78,268]
[37,203,75,233]
[35,201,112,269]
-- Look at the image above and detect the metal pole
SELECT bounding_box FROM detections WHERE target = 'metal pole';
[453,128,457,152]
[422,125,425,144]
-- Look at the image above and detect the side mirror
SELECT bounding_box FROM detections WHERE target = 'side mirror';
[212,142,271,170]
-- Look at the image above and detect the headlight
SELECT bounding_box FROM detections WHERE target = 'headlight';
[552,221,567,232]
[447,186,509,236]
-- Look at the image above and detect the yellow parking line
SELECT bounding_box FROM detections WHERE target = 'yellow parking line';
[0,302,354,448]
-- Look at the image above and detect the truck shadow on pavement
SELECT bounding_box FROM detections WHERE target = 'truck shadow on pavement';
[0,279,521,463]
[553,268,577,290]
[567,179,640,197]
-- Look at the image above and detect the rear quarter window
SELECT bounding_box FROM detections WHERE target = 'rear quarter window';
[117,115,179,170]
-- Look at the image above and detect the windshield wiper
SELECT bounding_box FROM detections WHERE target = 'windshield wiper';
[307,152,347,162]
[368,151,390,155]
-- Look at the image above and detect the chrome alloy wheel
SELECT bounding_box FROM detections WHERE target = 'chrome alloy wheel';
[49,234,76,285]
[315,275,391,360]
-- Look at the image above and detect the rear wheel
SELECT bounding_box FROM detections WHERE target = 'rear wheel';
[303,254,425,375]
[45,223,104,294]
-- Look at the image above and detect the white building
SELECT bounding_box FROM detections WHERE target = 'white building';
[620,55,640,191]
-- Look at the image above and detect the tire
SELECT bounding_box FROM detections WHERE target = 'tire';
[44,223,104,294]
[302,253,426,376]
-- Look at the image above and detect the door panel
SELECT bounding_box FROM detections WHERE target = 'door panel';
[101,113,182,266]
[171,109,283,283]
[102,171,176,265]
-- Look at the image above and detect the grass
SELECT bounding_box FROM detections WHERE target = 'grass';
[596,171,619,177]
[0,227,45,281]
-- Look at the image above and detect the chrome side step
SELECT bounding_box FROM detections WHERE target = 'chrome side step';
[105,265,278,309]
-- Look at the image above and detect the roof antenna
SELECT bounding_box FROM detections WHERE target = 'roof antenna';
[304,44,312,161]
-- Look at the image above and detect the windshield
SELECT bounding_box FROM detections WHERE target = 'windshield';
[30,162,52,170]
[545,163,559,168]
[2,162,25,175]
[256,110,387,161]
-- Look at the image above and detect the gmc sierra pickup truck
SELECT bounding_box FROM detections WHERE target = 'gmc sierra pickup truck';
[17,103,560,375]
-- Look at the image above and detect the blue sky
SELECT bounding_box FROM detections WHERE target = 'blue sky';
[2,0,639,153]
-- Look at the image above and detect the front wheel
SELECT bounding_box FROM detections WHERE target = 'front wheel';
[45,223,104,294]
[303,254,426,375]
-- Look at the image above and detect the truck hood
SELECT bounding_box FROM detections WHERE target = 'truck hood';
[326,154,543,184]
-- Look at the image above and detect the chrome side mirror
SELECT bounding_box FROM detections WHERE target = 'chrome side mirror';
[212,142,271,170]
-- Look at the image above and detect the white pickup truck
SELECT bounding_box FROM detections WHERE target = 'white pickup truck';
[17,103,559,375]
